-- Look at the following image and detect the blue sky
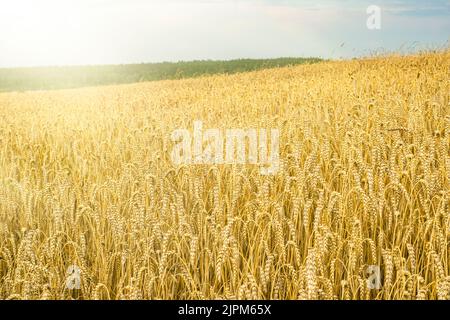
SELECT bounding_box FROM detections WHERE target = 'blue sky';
[0,0,448,67]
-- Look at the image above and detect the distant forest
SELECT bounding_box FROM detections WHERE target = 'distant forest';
[0,57,322,92]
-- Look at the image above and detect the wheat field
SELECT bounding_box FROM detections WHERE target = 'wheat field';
[0,51,449,300]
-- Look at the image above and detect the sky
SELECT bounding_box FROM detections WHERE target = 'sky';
[0,0,448,67]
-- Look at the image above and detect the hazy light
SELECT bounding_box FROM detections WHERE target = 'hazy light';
[0,0,448,67]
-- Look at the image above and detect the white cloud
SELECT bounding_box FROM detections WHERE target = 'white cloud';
[0,0,448,67]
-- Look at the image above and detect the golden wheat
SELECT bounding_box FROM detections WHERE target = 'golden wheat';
[0,51,449,300]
